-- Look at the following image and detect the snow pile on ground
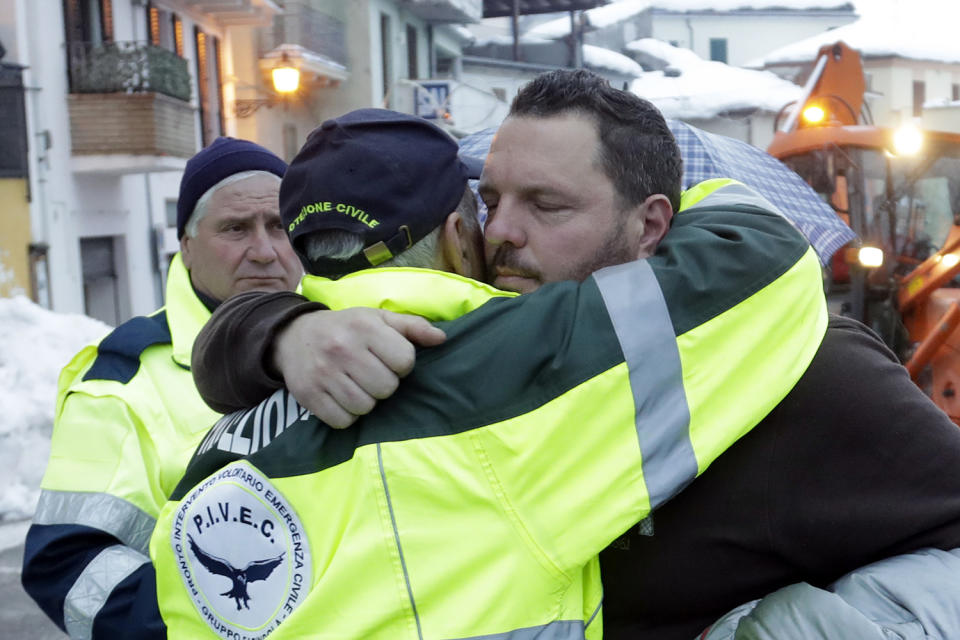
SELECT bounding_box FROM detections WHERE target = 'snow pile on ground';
[0,296,110,522]
[628,39,802,119]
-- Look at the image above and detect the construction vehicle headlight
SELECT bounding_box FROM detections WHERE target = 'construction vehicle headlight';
[858,246,884,268]
[941,254,960,268]
[802,105,825,124]
[893,124,923,156]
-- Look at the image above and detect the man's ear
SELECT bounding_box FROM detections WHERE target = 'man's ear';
[180,235,193,269]
[634,194,673,259]
[440,211,485,280]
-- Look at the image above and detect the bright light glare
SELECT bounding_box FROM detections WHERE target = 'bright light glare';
[802,105,825,124]
[858,246,884,268]
[943,254,960,269]
[893,124,923,156]
[272,66,300,93]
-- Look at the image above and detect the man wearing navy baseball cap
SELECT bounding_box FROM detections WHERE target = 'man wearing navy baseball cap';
[23,137,302,640]
[190,109,489,419]
[281,108,486,281]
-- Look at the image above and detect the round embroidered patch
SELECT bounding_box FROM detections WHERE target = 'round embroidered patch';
[171,461,311,639]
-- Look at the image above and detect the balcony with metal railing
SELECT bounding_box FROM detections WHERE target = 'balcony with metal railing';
[267,2,347,68]
[182,0,280,26]
[67,41,196,166]
[255,1,349,90]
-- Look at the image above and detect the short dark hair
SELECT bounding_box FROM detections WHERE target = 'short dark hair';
[509,69,683,212]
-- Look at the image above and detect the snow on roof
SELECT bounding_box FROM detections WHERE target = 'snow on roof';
[752,8,960,66]
[468,31,554,47]
[628,39,802,119]
[583,43,645,75]
[528,0,649,38]
[626,36,702,65]
[447,24,477,44]
[526,0,852,39]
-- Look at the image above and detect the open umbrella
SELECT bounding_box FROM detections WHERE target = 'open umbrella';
[667,119,854,264]
[458,120,856,264]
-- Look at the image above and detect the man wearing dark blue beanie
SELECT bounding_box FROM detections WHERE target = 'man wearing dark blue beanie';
[23,137,302,640]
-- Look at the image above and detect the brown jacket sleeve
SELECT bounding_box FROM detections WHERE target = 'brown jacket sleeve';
[192,291,326,413]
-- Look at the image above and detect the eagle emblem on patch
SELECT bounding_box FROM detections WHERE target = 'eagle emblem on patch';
[171,461,311,638]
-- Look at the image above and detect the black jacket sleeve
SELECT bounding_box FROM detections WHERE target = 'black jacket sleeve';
[600,316,960,640]
[768,315,960,573]
[192,291,326,413]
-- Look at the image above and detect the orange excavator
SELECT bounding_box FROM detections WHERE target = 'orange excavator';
[767,41,960,423]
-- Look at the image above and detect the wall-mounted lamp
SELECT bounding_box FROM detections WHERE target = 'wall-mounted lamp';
[271,53,300,94]
[236,53,301,118]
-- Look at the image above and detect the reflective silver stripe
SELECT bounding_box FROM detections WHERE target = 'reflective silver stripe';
[593,261,697,509]
[33,490,156,555]
[453,620,585,640]
[377,444,424,640]
[584,598,602,630]
[685,181,787,219]
[63,544,148,640]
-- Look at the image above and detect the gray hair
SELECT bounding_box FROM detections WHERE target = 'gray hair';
[303,186,479,276]
[183,170,282,238]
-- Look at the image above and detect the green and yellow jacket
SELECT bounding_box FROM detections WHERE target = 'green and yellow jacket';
[152,180,828,640]
[23,254,220,639]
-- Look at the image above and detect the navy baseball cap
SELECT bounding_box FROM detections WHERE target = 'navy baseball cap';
[280,108,473,277]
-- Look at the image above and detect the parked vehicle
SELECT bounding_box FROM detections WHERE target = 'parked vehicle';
[767,41,960,423]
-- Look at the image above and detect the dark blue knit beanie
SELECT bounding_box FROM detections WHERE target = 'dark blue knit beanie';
[177,137,288,239]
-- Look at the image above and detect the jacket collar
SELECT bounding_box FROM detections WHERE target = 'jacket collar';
[300,268,516,321]
[166,253,212,368]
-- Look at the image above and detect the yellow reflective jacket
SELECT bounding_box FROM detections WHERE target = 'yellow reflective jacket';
[152,180,828,640]
[24,254,221,639]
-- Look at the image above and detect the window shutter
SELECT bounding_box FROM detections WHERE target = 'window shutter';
[99,0,114,42]
[148,4,161,47]
[62,0,83,44]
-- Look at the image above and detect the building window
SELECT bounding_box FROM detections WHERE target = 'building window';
[0,64,29,178]
[436,53,454,77]
[406,24,418,79]
[147,3,182,56]
[913,80,925,117]
[148,4,160,46]
[194,28,225,146]
[709,38,727,63]
[164,198,177,228]
[953,83,959,102]
[195,28,210,143]
[380,13,392,105]
[80,236,120,326]
[212,35,226,136]
[62,0,114,46]
[63,0,116,90]
[173,14,184,57]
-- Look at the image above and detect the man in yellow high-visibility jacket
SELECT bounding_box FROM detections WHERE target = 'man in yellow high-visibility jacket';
[22,138,304,640]
[151,79,828,638]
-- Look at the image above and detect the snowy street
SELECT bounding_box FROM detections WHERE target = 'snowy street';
[0,520,66,639]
